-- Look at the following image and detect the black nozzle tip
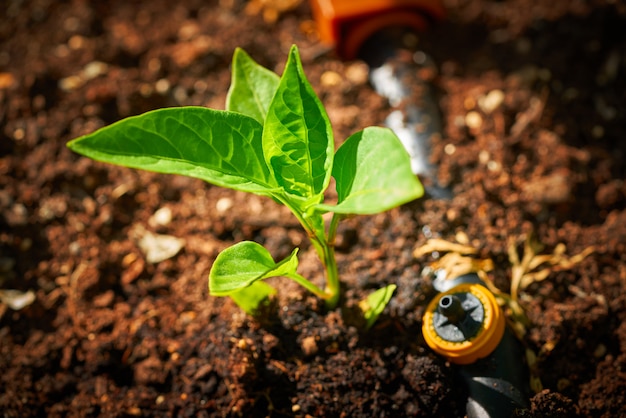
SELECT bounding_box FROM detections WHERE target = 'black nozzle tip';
[438,294,465,323]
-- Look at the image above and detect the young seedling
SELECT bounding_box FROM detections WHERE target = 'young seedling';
[67,45,423,325]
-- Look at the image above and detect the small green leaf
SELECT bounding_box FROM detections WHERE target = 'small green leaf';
[209,241,300,296]
[67,107,280,195]
[226,48,280,124]
[263,45,333,203]
[359,284,397,329]
[229,281,277,316]
[316,127,424,214]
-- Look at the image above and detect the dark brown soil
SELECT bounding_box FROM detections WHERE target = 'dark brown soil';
[2,0,626,417]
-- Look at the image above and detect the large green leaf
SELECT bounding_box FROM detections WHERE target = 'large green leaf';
[316,127,424,214]
[263,45,333,203]
[226,48,280,124]
[209,241,300,296]
[67,107,280,195]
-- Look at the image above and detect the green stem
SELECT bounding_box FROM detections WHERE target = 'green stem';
[272,194,342,308]
[303,221,339,308]
[322,214,342,308]
[287,273,333,300]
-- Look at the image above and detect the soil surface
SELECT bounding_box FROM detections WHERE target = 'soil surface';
[2,0,626,417]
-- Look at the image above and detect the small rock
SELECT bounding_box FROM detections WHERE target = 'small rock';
[321,70,342,87]
[215,197,233,213]
[444,143,456,155]
[155,78,170,94]
[82,61,109,80]
[68,34,87,50]
[0,289,36,310]
[59,75,84,91]
[478,89,505,114]
[134,225,185,263]
[465,111,483,129]
[345,62,369,85]
[301,336,318,356]
[149,207,172,227]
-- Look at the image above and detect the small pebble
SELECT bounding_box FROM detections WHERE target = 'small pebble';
[320,70,342,87]
[344,62,369,85]
[149,207,173,227]
[479,150,490,164]
[444,143,456,155]
[478,89,504,114]
[59,75,84,91]
[301,336,318,356]
[0,289,36,310]
[68,35,86,50]
[82,61,108,80]
[216,197,233,213]
[465,111,483,129]
[136,228,185,263]
[155,78,170,94]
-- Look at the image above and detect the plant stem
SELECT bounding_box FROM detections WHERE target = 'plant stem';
[287,272,333,300]
[276,195,343,308]
[322,214,342,308]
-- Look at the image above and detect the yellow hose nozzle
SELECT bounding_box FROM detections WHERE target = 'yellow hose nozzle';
[422,283,505,365]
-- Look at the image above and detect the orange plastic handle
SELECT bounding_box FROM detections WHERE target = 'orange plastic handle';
[422,283,506,365]
[309,0,445,59]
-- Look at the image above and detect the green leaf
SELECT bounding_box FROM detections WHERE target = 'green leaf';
[316,127,424,215]
[359,284,397,329]
[67,107,280,195]
[209,241,300,296]
[229,281,277,316]
[226,48,280,124]
[263,45,333,203]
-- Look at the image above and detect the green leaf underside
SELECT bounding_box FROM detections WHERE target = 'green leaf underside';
[67,107,279,195]
[229,281,277,315]
[209,241,299,296]
[226,48,280,124]
[263,45,333,202]
[316,127,424,215]
[361,284,397,329]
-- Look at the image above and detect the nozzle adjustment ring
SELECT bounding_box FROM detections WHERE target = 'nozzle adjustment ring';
[422,283,505,365]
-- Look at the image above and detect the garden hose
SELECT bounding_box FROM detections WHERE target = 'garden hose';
[309,0,445,60]
[309,0,451,198]
[423,272,530,418]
